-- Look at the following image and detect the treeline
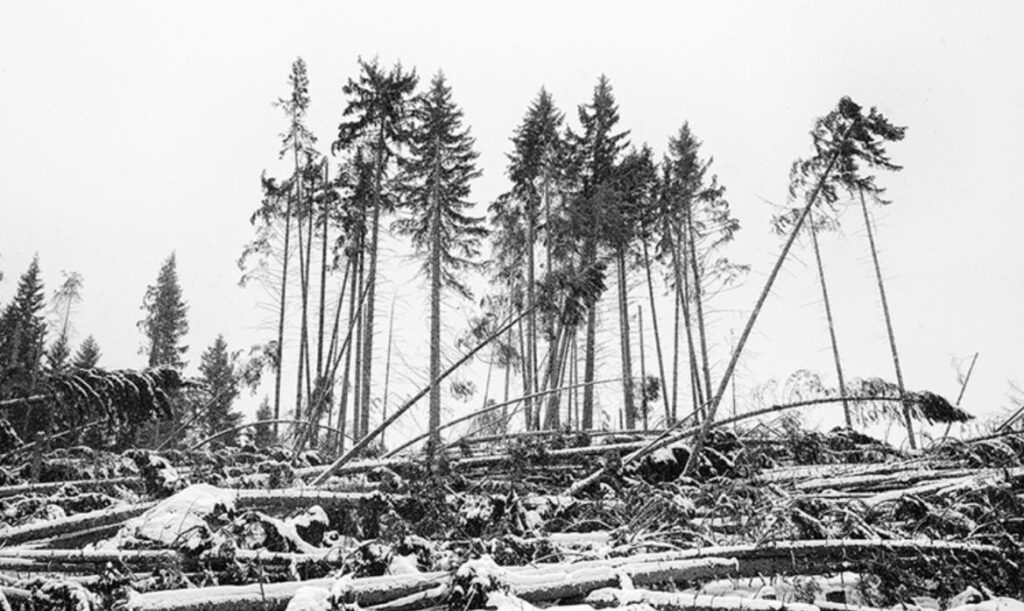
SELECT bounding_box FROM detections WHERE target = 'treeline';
[0,253,247,449]
[241,57,751,457]
[1,54,916,457]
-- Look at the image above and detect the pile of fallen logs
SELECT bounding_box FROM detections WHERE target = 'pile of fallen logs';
[3,422,1024,611]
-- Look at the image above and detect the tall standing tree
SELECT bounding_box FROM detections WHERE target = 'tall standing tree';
[46,271,83,371]
[502,88,564,429]
[139,253,189,369]
[197,335,243,444]
[0,257,47,383]
[567,75,629,429]
[607,145,657,429]
[394,72,485,454]
[72,335,101,369]
[334,57,418,441]
[0,257,48,438]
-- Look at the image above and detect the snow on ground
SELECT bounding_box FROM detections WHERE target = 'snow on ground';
[96,483,234,549]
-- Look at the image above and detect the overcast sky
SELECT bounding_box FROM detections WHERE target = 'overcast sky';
[1,1,1022,442]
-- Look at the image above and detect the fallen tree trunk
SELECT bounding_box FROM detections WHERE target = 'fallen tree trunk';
[586,587,820,611]
[125,571,448,611]
[0,501,155,546]
[0,476,143,499]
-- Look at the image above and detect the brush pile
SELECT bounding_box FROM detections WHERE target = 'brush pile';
[2,419,1024,611]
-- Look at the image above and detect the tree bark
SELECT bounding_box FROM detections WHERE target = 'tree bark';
[642,241,670,425]
[638,305,648,430]
[616,247,636,428]
[859,187,915,448]
[808,214,850,426]
[272,194,293,439]
[316,161,329,383]
[685,205,715,405]
[525,198,538,431]
[359,128,387,443]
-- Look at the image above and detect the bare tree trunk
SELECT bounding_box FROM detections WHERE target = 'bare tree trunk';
[638,305,648,430]
[294,164,310,424]
[336,254,358,451]
[324,259,352,437]
[642,241,670,425]
[352,251,364,439]
[673,229,703,420]
[573,333,581,427]
[616,247,636,429]
[517,314,530,430]
[428,155,443,456]
[272,197,293,439]
[582,241,598,429]
[808,214,850,426]
[543,324,568,429]
[859,186,915,448]
[316,161,329,382]
[359,129,387,444]
[671,275,680,422]
[943,351,978,440]
[380,295,396,449]
[685,208,714,405]
[525,202,538,431]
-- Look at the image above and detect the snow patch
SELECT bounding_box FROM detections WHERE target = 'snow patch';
[98,483,234,548]
[286,586,331,611]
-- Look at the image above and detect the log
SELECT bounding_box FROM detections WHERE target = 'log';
[126,571,449,611]
[0,476,142,499]
[0,501,155,546]
[586,588,820,611]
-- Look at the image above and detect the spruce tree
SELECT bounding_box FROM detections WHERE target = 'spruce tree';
[0,257,48,439]
[139,253,189,369]
[567,76,629,429]
[253,397,276,448]
[503,88,564,429]
[197,334,242,444]
[394,72,485,454]
[334,57,418,441]
[0,257,47,378]
[72,335,101,369]
[47,334,71,371]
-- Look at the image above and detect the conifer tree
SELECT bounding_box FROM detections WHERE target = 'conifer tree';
[567,76,629,429]
[139,253,189,369]
[0,257,47,378]
[334,57,418,441]
[609,145,658,429]
[502,88,564,429]
[46,334,71,371]
[72,335,101,369]
[47,271,83,372]
[198,334,243,444]
[253,397,276,448]
[394,72,485,454]
[0,257,48,438]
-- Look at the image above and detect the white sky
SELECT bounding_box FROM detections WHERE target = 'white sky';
[1,1,1022,443]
